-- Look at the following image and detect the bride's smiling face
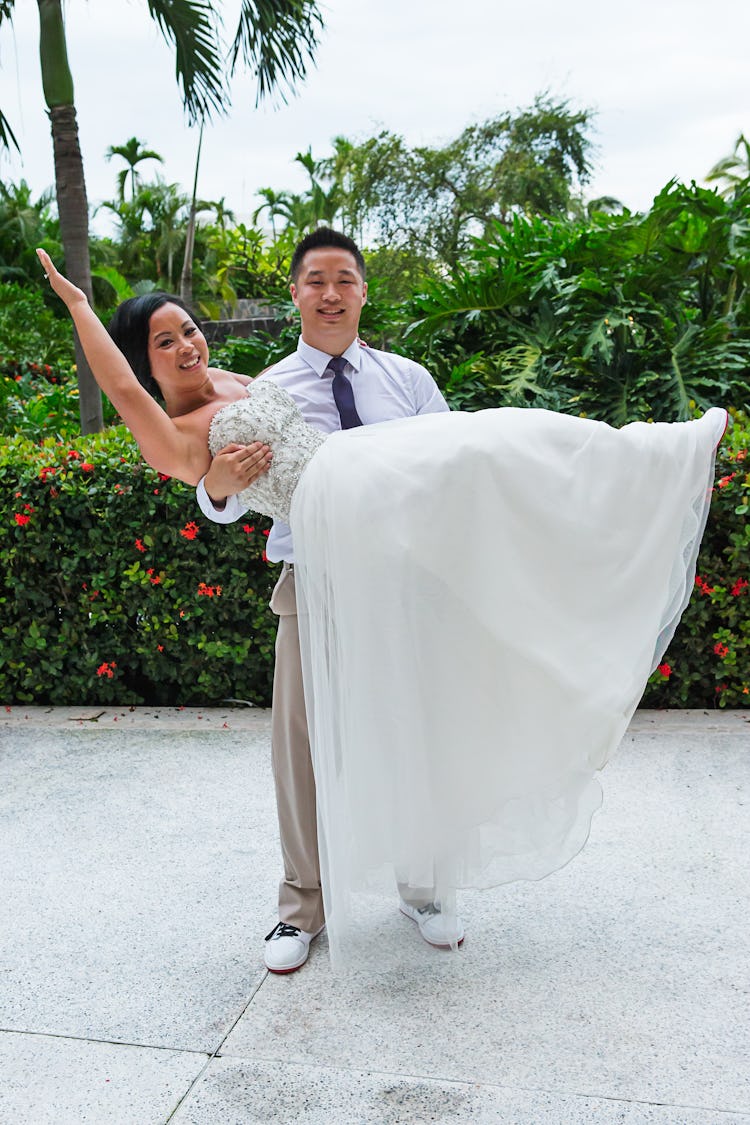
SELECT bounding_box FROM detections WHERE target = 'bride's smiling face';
[147,302,210,397]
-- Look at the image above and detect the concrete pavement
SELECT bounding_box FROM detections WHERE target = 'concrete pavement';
[0,706,748,1124]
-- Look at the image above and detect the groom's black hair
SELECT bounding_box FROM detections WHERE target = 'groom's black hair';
[108,291,203,400]
[290,227,366,283]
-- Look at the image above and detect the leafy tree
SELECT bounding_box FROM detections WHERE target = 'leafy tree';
[404,180,750,423]
[320,95,594,267]
[0,0,325,432]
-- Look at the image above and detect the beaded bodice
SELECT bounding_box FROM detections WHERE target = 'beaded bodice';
[208,378,327,522]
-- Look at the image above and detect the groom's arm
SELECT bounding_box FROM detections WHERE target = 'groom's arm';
[196,476,247,524]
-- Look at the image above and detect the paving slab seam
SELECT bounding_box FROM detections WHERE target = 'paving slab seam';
[163,971,272,1122]
[0,1026,210,1056]
[210,1051,749,1118]
[187,1052,750,1121]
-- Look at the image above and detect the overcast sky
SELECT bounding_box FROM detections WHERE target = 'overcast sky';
[0,0,747,237]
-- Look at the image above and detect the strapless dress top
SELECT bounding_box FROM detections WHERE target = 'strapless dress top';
[208,378,327,522]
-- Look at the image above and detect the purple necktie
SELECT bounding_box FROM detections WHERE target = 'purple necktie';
[327,355,362,429]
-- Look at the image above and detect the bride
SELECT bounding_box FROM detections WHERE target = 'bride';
[37,247,727,969]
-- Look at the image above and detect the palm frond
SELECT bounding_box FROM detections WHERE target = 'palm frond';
[0,107,19,153]
[146,0,225,123]
[230,0,323,105]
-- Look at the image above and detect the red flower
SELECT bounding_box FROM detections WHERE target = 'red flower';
[146,568,162,585]
[158,472,171,481]
[14,513,30,526]
[134,539,146,552]
[735,449,746,462]
[157,644,164,652]
[657,662,671,678]
[96,661,116,679]
[67,450,80,460]
[715,683,727,695]
[717,473,736,489]
[242,524,255,534]
[713,642,730,658]
[731,578,749,597]
[197,582,221,597]
[694,575,715,595]
[80,462,94,473]
[180,521,200,540]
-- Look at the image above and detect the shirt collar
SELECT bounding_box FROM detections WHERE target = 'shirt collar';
[296,336,362,377]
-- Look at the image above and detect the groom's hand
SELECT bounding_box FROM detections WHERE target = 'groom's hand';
[204,441,272,507]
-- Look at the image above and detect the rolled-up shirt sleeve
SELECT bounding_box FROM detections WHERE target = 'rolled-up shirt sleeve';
[196,477,249,524]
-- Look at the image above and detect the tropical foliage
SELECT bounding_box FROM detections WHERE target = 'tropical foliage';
[0,0,325,431]
[404,180,750,423]
[0,102,748,706]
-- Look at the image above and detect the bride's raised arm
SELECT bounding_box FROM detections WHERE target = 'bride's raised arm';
[36,248,213,484]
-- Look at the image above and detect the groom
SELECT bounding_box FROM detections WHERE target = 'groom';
[196,227,464,972]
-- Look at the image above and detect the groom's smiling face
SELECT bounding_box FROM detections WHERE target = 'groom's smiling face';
[290,247,367,354]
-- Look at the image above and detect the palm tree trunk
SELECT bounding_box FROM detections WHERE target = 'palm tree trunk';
[48,104,103,432]
[38,0,103,433]
[180,124,204,305]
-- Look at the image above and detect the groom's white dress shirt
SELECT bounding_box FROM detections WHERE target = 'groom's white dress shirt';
[196,336,448,562]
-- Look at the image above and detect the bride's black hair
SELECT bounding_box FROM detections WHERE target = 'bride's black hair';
[108,292,203,400]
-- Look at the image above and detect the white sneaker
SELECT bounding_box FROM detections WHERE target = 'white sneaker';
[399,900,465,948]
[264,921,324,974]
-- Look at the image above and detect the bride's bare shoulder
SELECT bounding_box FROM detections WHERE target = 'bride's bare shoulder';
[209,366,253,388]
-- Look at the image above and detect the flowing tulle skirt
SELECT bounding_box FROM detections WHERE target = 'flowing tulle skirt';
[290,406,726,968]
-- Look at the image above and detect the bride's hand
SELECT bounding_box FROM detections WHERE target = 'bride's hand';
[204,441,272,505]
[36,248,89,311]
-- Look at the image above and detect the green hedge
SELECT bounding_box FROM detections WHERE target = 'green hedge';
[1,413,748,708]
[1,427,278,706]
[641,408,749,708]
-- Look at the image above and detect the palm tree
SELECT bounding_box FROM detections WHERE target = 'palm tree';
[706,134,750,198]
[137,178,191,289]
[0,0,324,432]
[253,187,288,242]
[273,191,318,235]
[105,138,164,202]
[0,179,56,280]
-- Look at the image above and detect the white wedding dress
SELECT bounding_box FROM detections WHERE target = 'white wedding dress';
[209,379,727,968]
